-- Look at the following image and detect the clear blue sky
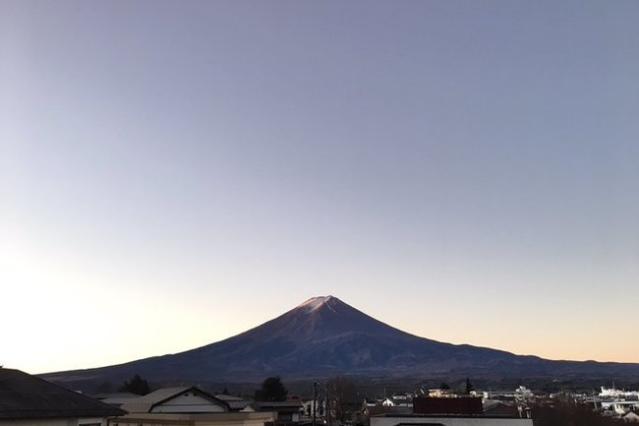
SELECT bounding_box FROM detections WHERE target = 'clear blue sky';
[2,0,638,373]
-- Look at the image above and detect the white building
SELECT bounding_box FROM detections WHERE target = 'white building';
[382,398,396,407]
[601,401,639,415]
[301,398,326,418]
[514,387,534,402]
[600,387,639,399]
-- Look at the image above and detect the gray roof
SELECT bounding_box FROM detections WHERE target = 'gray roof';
[253,400,303,413]
[215,394,245,401]
[215,394,252,410]
[254,401,302,408]
[0,369,125,419]
[121,386,231,413]
[93,392,139,400]
[92,392,140,408]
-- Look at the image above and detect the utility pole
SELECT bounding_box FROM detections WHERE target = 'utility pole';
[312,382,318,426]
[326,382,331,426]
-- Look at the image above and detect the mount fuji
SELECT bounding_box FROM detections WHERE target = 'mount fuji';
[42,296,639,387]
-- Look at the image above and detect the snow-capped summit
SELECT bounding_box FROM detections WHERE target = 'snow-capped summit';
[297,295,337,312]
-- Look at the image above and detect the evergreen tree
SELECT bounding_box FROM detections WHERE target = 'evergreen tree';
[255,377,288,401]
[465,378,474,395]
[119,374,151,395]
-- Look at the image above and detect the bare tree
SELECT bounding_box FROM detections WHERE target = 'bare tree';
[327,377,359,423]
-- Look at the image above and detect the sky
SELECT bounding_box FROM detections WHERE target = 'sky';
[1,0,638,374]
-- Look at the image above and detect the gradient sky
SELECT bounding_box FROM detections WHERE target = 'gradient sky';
[2,0,638,374]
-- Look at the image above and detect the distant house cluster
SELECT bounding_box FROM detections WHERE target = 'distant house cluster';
[592,386,639,422]
[363,387,532,426]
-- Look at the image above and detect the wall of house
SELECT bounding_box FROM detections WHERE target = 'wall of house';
[371,416,534,426]
[0,418,106,426]
[114,420,269,426]
[0,420,75,426]
[110,412,276,426]
[150,392,226,413]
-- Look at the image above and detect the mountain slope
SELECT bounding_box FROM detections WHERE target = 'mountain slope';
[42,296,639,386]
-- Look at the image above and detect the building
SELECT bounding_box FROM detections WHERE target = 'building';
[370,397,533,426]
[214,394,254,412]
[371,413,533,426]
[513,387,534,404]
[481,402,521,418]
[301,398,325,418]
[0,368,124,426]
[93,393,139,409]
[253,401,303,424]
[600,387,639,399]
[121,387,231,414]
[413,398,484,416]
[383,399,396,408]
[114,386,276,426]
[111,412,277,426]
[601,401,639,415]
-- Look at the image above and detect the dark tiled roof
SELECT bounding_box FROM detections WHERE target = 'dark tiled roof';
[0,369,125,419]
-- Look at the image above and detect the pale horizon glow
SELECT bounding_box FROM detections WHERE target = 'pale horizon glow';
[1,0,638,374]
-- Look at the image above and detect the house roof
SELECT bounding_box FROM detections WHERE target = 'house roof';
[253,400,303,414]
[254,401,303,408]
[0,368,125,420]
[215,394,252,411]
[624,411,639,420]
[214,394,245,402]
[413,397,483,415]
[93,392,139,400]
[121,386,231,413]
[483,402,519,417]
[92,392,140,408]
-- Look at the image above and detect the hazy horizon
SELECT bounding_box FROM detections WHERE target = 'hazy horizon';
[2,0,638,374]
